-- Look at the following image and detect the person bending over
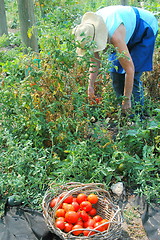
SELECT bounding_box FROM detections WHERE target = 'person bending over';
[73,5,158,113]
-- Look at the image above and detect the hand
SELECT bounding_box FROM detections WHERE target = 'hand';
[122,99,131,113]
[88,86,95,99]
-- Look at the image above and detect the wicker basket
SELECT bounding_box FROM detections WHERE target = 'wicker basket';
[42,182,123,240]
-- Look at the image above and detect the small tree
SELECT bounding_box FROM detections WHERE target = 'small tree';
[17,0,39,52]
[0,0,8,36]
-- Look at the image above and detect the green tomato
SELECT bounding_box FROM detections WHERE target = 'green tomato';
[117,163,125,172]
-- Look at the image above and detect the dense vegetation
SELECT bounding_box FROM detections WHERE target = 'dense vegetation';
[0,0,159,213]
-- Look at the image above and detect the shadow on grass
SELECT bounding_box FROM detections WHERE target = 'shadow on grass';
[119,229,133,239]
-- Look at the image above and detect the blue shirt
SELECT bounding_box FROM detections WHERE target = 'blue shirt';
[96,6,136,44]
[96,6,158,41]
[96,6,158,73]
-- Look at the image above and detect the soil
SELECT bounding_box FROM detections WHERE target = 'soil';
[119,195,148,240]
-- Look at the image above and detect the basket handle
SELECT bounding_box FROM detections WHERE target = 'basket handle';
[49,182,105,190]
[61,182,112,200]
[67,227,101,236]
[63,182,105,189]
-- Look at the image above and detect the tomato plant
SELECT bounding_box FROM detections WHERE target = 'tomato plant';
[0,0,159,217]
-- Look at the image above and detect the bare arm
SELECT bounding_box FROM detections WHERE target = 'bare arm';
[88,52,100,99]
[111,24,135,109]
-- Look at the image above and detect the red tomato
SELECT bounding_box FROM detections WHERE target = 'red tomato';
[64,222,73,233]
[72,201,80,212]
[93,215,103,222]
[30,83,37,87]
[49,197,59,208]
[76,193,87,204]
[62,203,74,212]
[72,197,78,202]
[55,217,65,222]
[80,201,92,212]
[77,210,81,219]
[100,219,110,230]
[76,219,84,227]
[62,203,68,210]
[94,222,105,232]
[65,211,79,224]
[60,192,73,203]
[95,98,100,103]
[63,195,73,204]
[88,207,97,216]
[83,218,95,228]
[87,193,98,204]
[50,197,63,209]
[55,220,65,230]
[80,210,89,222]
[72,224,83,236]
[55,208,66,218]
[83,226,96,236]
[58,204,63,209]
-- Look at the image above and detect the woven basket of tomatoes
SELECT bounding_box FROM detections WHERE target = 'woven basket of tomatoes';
[42,182,123,240]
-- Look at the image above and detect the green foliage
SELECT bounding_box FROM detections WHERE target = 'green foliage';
[0,0,160,214]
[117,112,160,157]
[0,133,58,209]
[0,35,9,48]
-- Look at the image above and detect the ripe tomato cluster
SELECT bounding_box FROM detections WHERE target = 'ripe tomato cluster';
[90,97,102,105]
[50,192,109,236]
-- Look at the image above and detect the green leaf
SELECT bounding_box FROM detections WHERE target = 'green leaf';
[148,121,159,130]
[126,129,138,136]
[153,108,160,113]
